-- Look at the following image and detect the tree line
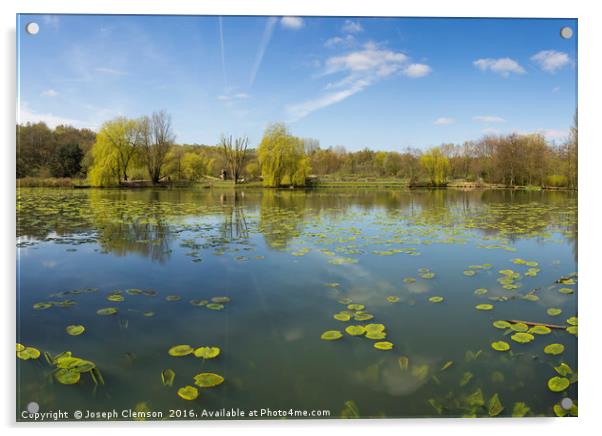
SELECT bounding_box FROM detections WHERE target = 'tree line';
[16,112,577,188]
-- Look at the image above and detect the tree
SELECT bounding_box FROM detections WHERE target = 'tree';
[88,117,138,186]
[182,152,213,181]
[257,123,310,187]
[420,147,450,186]
[219,135,250,184]
[136,111,175,184]
[49,143,83,177]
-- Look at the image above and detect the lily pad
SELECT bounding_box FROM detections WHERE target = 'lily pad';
[345,325,366,336]
[374,341,393,350]
[161,369,175,387]
[492,320,512,329]
[193,372,224,388]
[511,332,535,344]
[320,330,343,341]
[543,343,565,355]
[338,298,353,305]
[33,302,52,310]
[488,393,504,417]
[463,270,476,276]
[54,368,81,384]
[365,331,387,340]
[107,294,124,302]
[347,304,365,311]
[566,326,578,335]
[206,303,224,310]
[165,295,181,302]
[17,346,41,360]
[512,402,530,417]
[66,325,85,336]
[386,296,400,303]
[566,316,577,326]
[529,325,552,335]
[16,343,25,352]
[491,341,510,352]
[353,313,374,321]
[194,347,220,359]
[364,323,385,333]
[211,296,230,303]
[558,287,574,294]
[333,312,352,321]
[168,345,194,357]
[474,288,488,295]
[547,376,570,392]
[125,288,144,295]
[475,304,493,311]
[177,385,199,400]
[429,296,444,303]
[190,299,208,306]
[96,307,118,316]
[547,308,562,316]
[510,322,529,332]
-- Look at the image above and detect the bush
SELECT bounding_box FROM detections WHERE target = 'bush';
[546,174,568,187]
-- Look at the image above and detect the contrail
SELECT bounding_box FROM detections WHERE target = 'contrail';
[218,16,227,89]
[249,17,277,87]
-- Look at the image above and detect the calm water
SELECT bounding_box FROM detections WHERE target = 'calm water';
[16,188,578,420]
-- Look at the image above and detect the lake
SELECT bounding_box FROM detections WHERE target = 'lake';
[16,187,578,419]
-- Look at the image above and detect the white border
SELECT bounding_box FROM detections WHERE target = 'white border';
[2,1,600,435]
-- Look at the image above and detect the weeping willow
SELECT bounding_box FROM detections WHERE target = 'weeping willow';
[257,123,310,187]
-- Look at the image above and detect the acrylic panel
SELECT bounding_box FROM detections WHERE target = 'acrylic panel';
[16,14,577,421]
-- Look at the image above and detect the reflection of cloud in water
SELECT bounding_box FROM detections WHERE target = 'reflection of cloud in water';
[283,327,304,342]
[406,282,431,294]
[351,355,436,396]
[42,260,58,268]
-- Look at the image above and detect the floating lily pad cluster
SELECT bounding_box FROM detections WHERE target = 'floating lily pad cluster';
[43,350,104,386]
[497,269,521,290]
[16,343,40,360]
[190,296,231,311]
[166,344,224,401]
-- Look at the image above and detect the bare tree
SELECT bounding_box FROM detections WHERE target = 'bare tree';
[138,110,175,184]
[219,135,249,184]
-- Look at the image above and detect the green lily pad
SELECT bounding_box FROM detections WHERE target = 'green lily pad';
[554,363,572,376]
[345,325,366,336]
[320,330,343,341]
[364,323,385,332]
[17,346,41,360]
[558,287,574,294]
[429,296,444,303]
[353,312,374,321]
[126,288,144,295]
[547,308,562,316]
[33,302,52,310]
[66,325,85,336]
[529,325,552,335]
[206,303,224,310]
[511,332,535,343]
[510,322,529,332]
[488,393,504,417]
[386,296,400,303]
[547,376,570,392]
[161,369,175,387]
[190,299,208,306]
[403,277,416,283]
[338,298,353,305]
[347,304,365,311]
[211,296,230,303]
[463,270,476,276]
[420,272,435,279]
[512,402,530,417]
[475,304,493,311]
[365,331,387,340]
[474,288,488,295]
[491,341,510,351]
[54,368,80,384]
[374,341,393,350]
[177,385,199,400]
[566,326,578,335]
[543,343,565,355]
[566,316,577,326]
[493,320,512,329]
[193,372,224,388]
[96,307,118,316]
[333,312,351,321]
[168,345,194,357]
[56,357,95,373]
[107,294,124,302]
[165,295,181,302]
[465,389,484,407]
[16,343,25,352]
[194,347,220,359]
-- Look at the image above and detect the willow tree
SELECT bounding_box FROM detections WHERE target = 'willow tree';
[257,123,310,187]
[88,117,138,186]
[420,147,450,186]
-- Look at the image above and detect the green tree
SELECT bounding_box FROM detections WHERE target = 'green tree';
[257,123,310,187]
[182,152,213,181]
[420,147,450,186]
[49,143,83,177]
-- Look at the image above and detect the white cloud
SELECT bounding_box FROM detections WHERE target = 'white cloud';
[403,63,432,78]
[287,43,430,121]
[18,103,93,129]
[280,16,304,30]
[473,115,506,123]
[41,89,59,97]
[531,50,570,73]
[324,35,355,48]
[342,20,363,34]
[434,117,454,125]
[473,57,526,77]
[95,67,128,76]
[217,93,250,101]
[538,128,569,141]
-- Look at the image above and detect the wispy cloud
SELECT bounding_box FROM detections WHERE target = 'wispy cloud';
[434,117,454,125]
[249,17,278,86]
[473,115,506,123]
[342,20,363,34]
[218,17,227,89]
[473,57,526,77]
[287,42,430,121]
[18,102,93,129]
[324,35,355,49]
[41,89,59,97]
[403,63,432,78]
[531,50,570,73]
[217,92,250,101]
[280,17,304,30]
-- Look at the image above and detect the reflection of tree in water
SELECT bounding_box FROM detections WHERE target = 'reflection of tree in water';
[218,191,249,241]
[258,190,308,249]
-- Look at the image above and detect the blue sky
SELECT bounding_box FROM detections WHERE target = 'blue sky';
[17,15,577,151]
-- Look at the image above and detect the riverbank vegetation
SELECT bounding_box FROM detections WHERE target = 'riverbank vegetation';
[16,112,577,189]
